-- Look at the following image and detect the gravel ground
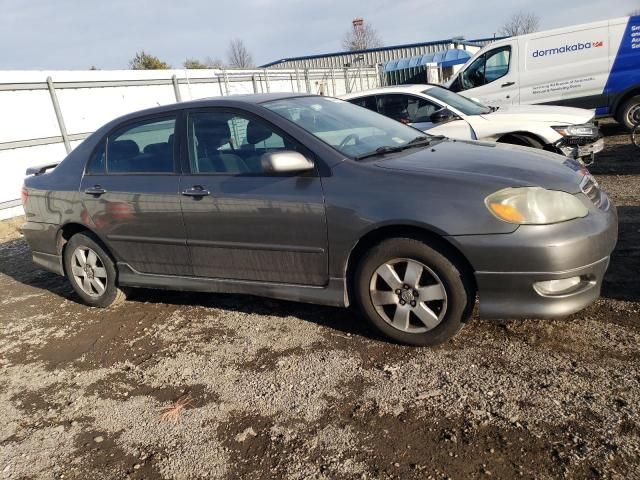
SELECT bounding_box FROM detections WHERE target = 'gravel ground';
[1,120,639,480]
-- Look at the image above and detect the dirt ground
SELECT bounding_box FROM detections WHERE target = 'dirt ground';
[1,120,639,480]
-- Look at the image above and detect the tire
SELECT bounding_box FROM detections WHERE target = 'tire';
[63,232,126,308]
[617,95,640,131]
[354,238,474,346]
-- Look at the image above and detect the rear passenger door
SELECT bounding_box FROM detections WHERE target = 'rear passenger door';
[80,114,191,276]
[179,108,328,285]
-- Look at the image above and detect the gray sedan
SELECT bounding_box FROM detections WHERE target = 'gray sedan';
[21,93,618,346]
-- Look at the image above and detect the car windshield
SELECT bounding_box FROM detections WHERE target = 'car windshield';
[262,96,432,159]
[423,86,492,116]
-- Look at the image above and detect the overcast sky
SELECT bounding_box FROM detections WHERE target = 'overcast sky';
[1,0,637,70]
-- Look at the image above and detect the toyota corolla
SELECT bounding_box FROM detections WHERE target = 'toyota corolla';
[21,93,617,346]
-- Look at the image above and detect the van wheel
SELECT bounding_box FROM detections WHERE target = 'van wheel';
[354,238,474,346]
[617,95,640,130]
[63,232,126,308]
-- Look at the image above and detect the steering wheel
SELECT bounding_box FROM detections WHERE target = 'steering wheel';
[339,133,360,149]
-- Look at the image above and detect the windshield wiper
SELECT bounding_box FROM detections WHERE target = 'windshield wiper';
[354,136,438,160]
[355,145,404,160]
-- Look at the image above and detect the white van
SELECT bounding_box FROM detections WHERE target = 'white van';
[445,16,640,128]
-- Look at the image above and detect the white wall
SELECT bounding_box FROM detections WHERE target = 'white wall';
[0,67,379,219]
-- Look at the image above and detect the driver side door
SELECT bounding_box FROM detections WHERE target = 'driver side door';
[179,108,329,286]
[454,45,519,107]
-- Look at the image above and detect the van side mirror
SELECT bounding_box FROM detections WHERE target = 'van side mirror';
[261,151,314,173]
[430,108,457,124]
[449,76,462,92]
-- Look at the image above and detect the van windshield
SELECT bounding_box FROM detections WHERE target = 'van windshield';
[424,86,492,116]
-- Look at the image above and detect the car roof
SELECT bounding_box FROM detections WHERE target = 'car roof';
[110,92,314,123]
[341,84,441,99]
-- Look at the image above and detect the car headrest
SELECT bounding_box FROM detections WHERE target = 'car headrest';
[193,117,231,148]
[246,121,273,145]
[108,140,139,158]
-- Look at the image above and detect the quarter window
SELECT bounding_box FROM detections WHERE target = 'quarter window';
[187,111,295,174]
[106,118,176,173]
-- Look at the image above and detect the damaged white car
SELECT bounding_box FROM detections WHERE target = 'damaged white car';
[342,85,603,165]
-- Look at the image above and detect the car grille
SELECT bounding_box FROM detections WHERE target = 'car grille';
[580,175,609,210]
[563,135,601,146]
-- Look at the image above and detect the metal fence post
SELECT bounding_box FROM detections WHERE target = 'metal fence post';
[251,74,258,93]
[330,69,336,96]
[263,69,270,93]
[171,75,182,102]
[295,68,301,92]
[46,77,71,154]
[343,68,350,94]
[223,69,230,96]
[304,69,311,93]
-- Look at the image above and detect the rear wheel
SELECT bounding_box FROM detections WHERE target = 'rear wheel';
[354,238,474,346]
[63,232,126,308]
[617,95,640,131]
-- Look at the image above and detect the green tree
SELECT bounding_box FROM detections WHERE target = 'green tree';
[129,50,171,70]
[183,58,208,69]
[183,57,224,69]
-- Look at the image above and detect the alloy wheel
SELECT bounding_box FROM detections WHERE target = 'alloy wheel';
[70,246,108,297]
[369,258,447,333]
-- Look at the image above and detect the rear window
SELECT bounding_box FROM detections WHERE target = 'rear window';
[105,117,176,174]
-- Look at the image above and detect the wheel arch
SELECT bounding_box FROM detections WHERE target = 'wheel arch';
[496,131,545,148]
[612,86,640,120]
[344,224,477,307]
[56,222,114,266]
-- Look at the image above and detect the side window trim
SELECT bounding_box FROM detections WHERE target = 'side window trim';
[183,107,317,177]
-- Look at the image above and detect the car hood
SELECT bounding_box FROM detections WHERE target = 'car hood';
[479,104,594,125]
[374,138,586,193]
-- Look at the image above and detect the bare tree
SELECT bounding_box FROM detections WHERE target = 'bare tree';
[629,9,640,16]
[342,17,383,51]
[499,11,540,36]
[227,39,254,68]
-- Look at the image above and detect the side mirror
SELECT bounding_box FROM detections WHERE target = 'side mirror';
[430,108,457,124]
[261,151,314,173]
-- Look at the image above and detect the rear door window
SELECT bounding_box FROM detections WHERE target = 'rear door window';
[106,117,176,174]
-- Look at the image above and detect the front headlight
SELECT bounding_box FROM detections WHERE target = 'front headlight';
[552,124,599,137]
[485,187,588,224]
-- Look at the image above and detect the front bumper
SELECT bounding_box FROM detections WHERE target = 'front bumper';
[554,135,604,165]
[448,199,618,319]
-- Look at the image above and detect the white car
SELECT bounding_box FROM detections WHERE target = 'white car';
[341,85,604,164]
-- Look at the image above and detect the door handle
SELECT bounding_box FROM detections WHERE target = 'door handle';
[501,81,515,87]
[182,186,210,197]
[84,185,106,196]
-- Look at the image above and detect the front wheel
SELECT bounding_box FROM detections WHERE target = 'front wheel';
[618,95,640,131]
[354,238,474,346]
[63,232,126,308]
